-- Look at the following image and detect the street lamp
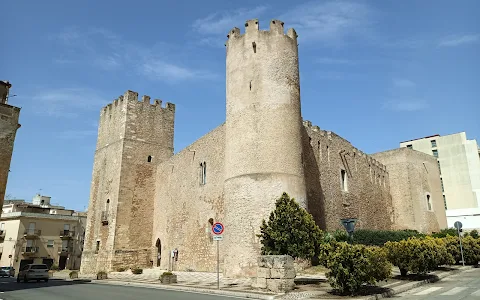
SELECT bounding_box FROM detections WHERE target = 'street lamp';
[340,218,358,243]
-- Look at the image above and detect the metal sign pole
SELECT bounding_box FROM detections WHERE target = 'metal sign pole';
[217,239,220,289]
[458,227,465,267]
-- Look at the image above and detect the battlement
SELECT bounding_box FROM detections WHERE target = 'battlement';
[100,90,175,117]
[226,19,298,42]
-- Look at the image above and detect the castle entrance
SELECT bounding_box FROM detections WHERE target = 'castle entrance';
[155,238,161,267]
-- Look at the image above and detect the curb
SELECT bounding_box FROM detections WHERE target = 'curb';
[363,266,471,300]
[90,279,278,299]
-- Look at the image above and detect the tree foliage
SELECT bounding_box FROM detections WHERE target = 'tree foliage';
[352,229,425,246]
[319,242,391,295]
[259,192,323,260]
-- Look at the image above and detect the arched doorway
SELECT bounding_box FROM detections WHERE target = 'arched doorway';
[155,238,161,267]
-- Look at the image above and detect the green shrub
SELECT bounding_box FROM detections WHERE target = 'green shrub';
[469,229,479,239]
[131,268,143,274]
[116,267,127,272]
[384,238,438,276]
[431,228,458,238]
[50,264,59,271]
[426,236,455,267]
[162,271,173,276]
[259,192,323,260]
[319,242,391,295]
[69,271,78,279]
[461,236,480,265]
[352,229,424,246]
[443,235,461,264]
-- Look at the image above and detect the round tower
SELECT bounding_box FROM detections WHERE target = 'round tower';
[223,19,307,278]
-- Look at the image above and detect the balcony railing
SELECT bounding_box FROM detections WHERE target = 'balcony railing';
[22,246,39,254]
[60,230,75,238]
[24,229,41,238]
[101,211,108,225]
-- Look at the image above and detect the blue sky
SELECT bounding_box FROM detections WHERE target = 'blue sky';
[2,0,479,211]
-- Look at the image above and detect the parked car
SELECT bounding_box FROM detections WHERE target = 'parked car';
[0,266,14,277]
[16,264,49,283]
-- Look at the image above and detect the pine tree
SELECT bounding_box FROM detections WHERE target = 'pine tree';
[259,192,323,259]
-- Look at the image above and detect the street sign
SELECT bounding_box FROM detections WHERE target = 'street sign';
[454,221,463,230]
[212,222,224,235]
[213,236,223,241]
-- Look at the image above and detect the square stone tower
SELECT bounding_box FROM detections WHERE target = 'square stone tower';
[80,91,175,273]
[0,80,21,207]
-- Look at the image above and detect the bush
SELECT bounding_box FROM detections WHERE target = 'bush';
[461,236,480,265]
[318,242,391,295]
[131,268,143,274]
[431,228,458,238]
[69,271,78,279]
[352,229,424,246]
[384,238,438,276]
[427,236,455,267]
[259,192,323,260]
[469,229,479,239]
[116,267,127,272]
[50,264,59,271]
[443,235,461,264]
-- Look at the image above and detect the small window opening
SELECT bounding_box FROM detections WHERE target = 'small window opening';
[406,144,413,149]
[443,195,447,210]
[200,162,207,185]
[96,241,100,253]
[431,140,437,148]
[250,81,252,90]
[432,149,438,157]
[341,169,348,192]
[252,41,256,53]
[426,194,432,211]
[147,155,152,162]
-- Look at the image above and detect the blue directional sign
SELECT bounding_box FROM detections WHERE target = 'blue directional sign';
[212,222,224,235]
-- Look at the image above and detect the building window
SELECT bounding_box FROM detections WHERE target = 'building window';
[341,169,348,192]
[47,240,54,248]
[200,162,206,185]
[406,144,413,149]
[441,178,444,192]
[426,194,432,211]
[443,195,447,210]
[431,140,437,148]
[432,149,438,157]
[147,155,152,163]
[437,160,441,174]
[95,241,100,253]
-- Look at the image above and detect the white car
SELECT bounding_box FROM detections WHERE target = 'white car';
[16,264,49,283]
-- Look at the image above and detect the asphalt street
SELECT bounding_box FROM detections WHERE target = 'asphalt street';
[397,267,480,299]
[0,277,248,300]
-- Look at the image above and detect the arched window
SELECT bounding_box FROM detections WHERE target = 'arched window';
[200,162,206,185]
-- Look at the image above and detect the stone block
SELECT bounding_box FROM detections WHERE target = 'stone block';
[252,277,267,289]
[270,267,296,279]
[257,267,271,279]
[258,255,294,269]
[266,279,295,293]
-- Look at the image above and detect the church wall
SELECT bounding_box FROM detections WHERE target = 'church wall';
[372,148,447,233]
[153,124,226,272]
[303,121,394,232]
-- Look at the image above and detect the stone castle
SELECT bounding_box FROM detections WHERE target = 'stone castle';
[80,19,447,278]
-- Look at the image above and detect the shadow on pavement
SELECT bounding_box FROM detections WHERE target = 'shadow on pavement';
[0,277,90,292]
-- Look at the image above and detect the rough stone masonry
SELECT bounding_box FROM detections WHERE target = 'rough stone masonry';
[81,19,447,278]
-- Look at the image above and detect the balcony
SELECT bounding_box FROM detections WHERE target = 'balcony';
[24,229,41,238]
[58,246,74,255]
[101,211,108,225]
[60,230,75,239]
[22,247,39,255]
[0,230,5,240]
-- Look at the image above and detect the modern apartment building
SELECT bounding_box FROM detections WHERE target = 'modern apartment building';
[400,132,480,229]
[0,194,87,272]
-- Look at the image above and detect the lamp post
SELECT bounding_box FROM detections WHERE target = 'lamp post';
[340,218,358,243]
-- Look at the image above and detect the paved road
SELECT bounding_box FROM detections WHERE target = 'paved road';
[0,277,247,300]
[397,267,480,299]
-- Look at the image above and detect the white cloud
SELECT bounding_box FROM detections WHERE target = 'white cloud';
[439,34,479,47]
[280,1,374,45]
[29,88,108,117]
[192,6,269,35]
[141,59,217,82]
[57,129,98,139]
[383,99,428,112]
[393,79,415,88]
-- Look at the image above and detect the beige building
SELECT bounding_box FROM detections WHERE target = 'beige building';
[0,80,21,209]
[81,19,447,278]
[400,132,480,229]
[0,194,86,272]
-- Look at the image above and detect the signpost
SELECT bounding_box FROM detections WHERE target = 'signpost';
[212,222,224,289]
[340,218,357,243]
[454,221,465,267]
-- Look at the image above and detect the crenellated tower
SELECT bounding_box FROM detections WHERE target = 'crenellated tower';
[80,90,175,274]
[223,19,307,277]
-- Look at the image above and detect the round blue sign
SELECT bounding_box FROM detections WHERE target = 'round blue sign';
[212,222,224,235]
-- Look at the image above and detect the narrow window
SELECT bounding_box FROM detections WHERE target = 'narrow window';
[431,140,437,148]
[437,160,441,174]
[147,155,152,162]
[406,144,413,149]
[96,241,100,253]
[443,195,447,210]
[341,169,348,192]
[441,178,444,192]
[200,162,206,185]
[426,195,432,211]
[432,149,438,158]
[106,199,110,212]
[326,146,330,162]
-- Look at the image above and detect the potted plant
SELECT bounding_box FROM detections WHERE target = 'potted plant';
[160,271,177,284]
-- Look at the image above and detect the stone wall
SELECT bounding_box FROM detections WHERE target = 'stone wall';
[303,121,394,231]
[372,148,447,233]
[0,102,20,210]
[153,124,225,272]
[255,255,296,292]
